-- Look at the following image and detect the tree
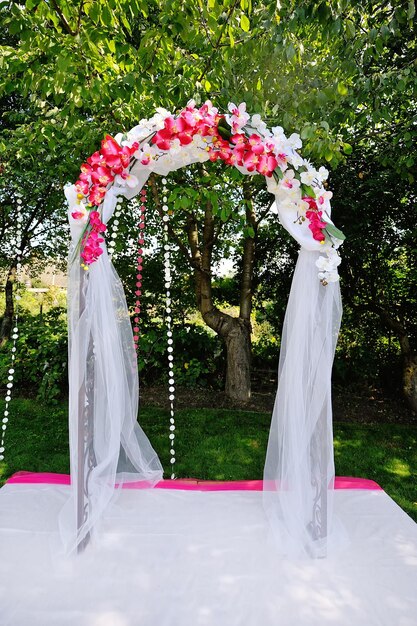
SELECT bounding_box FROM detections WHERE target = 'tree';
[331,151,417,411]
[1,0,416,404]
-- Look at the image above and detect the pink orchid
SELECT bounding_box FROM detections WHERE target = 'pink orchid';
[303,196,318,210]
[243,149,261,172]
[248,134,265,155]
[89,211,106,232]
[89,185,107,206]
[306,209,327,242]
[87,151,106,167]
[256,154,278,177]
[75,179,89,195]
[91,165,114,186]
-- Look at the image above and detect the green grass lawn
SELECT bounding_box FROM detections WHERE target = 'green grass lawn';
[1,398,416,522]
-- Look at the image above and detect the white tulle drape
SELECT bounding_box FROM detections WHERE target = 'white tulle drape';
[63,159,343,558]
[61,186,163,553]
[263,248,342,558]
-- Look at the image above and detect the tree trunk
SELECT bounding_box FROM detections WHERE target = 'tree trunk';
[403,353,417,413]
[0,266,16,348]
[224,317,251,402]
[380,309,417,412]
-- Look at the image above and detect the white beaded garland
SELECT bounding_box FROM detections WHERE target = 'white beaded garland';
[107,197,124,259]
[1,194,23,462]
[162,178,177,479]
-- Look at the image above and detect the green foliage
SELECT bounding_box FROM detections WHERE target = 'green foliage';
[0,309,68,404]
[0,310,225,400]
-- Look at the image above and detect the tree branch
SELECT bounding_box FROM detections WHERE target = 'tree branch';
[49,0,77,36]
[148,174,198,269]
[198,0,241,82]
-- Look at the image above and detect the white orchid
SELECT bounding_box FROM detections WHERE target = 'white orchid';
[133,143,157,166]
[318,166,329,182]
[272,125,285,139]
[149,108,171,130]
[225,102,250,131]
[300,169,318,186]
[288,151,304,169]
[280,169,301,191]
[115,172,139,188]
[250,113,270,137]
[316,249,341,283]
[318,270,339,283]
[316,189,333,210]
[287,133,302,150]
[265,176,281,195]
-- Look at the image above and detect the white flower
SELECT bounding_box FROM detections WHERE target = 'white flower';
[300,169,318,186]
[287,133,302,150]
[251,113,262,127]
[134,143,158,166]
[148,108,171,130]
[318,166,329,182]
[288,152,304,169]
[115,173,139,188]
[266,176,281,195]
[69,203,88,224]
[316,189,333,211]
[251,113,270,137]
[280,169,301,191]
[202,100,218,116]
[272,125,285,139]
[316,249,341,283]
[316,255,333,272]
[225,102,250,130]
[318,270,339,283]
[155,107,171,118]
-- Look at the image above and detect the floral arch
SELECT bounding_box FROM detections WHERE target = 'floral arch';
[63,100,344,558]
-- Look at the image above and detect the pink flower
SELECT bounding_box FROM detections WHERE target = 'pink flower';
[89,211,106,232]
[306,209,327,242]
[87,151,106,166]
[75,179,89,195]
[89,185,107,206]
[231,133,247,147]
[153,115,195,150]
[243,149,260,172]
[256,154,278,177]
[100,135,135,172]
[79,163,92,181]
[303,196,318,210]
[248,134,265,155]
[91,165,114,186]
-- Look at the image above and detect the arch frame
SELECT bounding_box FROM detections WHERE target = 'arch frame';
[63,100,344,558]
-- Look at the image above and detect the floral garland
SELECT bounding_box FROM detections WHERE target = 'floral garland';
[67,100,344,283]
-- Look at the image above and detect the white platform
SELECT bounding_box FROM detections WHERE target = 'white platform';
[0,483,416,625]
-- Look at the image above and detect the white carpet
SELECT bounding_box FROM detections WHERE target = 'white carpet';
[0,484,416,625]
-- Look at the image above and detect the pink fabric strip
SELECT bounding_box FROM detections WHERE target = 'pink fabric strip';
[6,471,383,491]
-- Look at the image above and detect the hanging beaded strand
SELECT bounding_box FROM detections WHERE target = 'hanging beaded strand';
[107,196,124,260]
[1,195,23,462]
[133,187,147,350]
[161,178,176,479]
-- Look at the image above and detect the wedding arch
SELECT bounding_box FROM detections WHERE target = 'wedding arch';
[63,99,344,558]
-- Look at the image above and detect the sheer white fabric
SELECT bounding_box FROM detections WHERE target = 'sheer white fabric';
[61,187,163,553]
[63,161,343,557]
[263,248,343,557]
